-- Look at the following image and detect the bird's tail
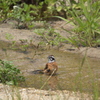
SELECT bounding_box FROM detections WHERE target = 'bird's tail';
[31,70,44,74]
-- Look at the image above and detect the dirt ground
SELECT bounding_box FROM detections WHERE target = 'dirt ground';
[0,84,92,100]
[0,20,100,100]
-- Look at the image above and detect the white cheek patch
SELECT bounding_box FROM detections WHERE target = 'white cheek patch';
[48,60,55,63]
[48,58,55,63]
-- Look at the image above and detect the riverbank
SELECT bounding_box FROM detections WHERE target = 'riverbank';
[0,84,92,100]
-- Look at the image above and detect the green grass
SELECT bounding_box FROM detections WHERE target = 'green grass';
[56,0,100,47]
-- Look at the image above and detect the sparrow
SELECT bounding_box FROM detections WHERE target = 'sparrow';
[42,55,58,75]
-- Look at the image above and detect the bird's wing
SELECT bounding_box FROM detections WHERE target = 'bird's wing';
[44,63,48,70]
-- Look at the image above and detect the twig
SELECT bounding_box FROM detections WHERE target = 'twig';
[40,68,56,90]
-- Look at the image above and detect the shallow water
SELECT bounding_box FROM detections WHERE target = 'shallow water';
[0,40,100,93]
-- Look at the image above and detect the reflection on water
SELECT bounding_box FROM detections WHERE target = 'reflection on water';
[0,40,100,94]
[48,76,58,90]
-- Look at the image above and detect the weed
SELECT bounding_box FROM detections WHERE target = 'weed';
[5,33,14,40]
[56,0,100,47]
[0,0,20,22]
[34,27,66,48]
[0,59,25,85]
[11,3,36,29]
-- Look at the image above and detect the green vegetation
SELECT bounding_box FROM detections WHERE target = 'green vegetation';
[11,3,35,29]
[0,0,100,47]
[57,0,100,47]
[0,59,25,85]
[0,0,20,21]
[34,26,66,47]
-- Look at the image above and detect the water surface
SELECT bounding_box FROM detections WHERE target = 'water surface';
[0,40,100,94]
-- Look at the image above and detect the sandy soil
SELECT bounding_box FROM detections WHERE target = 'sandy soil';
[0,84,92,100]
[0,20,100,100]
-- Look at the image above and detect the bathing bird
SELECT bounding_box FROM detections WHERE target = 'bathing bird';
[42,55,58,75]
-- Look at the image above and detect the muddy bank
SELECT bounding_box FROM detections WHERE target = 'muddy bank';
[59,44,100,59]
[0,21,100,59]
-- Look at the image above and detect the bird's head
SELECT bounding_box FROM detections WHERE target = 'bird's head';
[48,55,55,63]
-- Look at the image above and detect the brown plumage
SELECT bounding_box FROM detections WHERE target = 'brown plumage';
[43,55,58,75]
